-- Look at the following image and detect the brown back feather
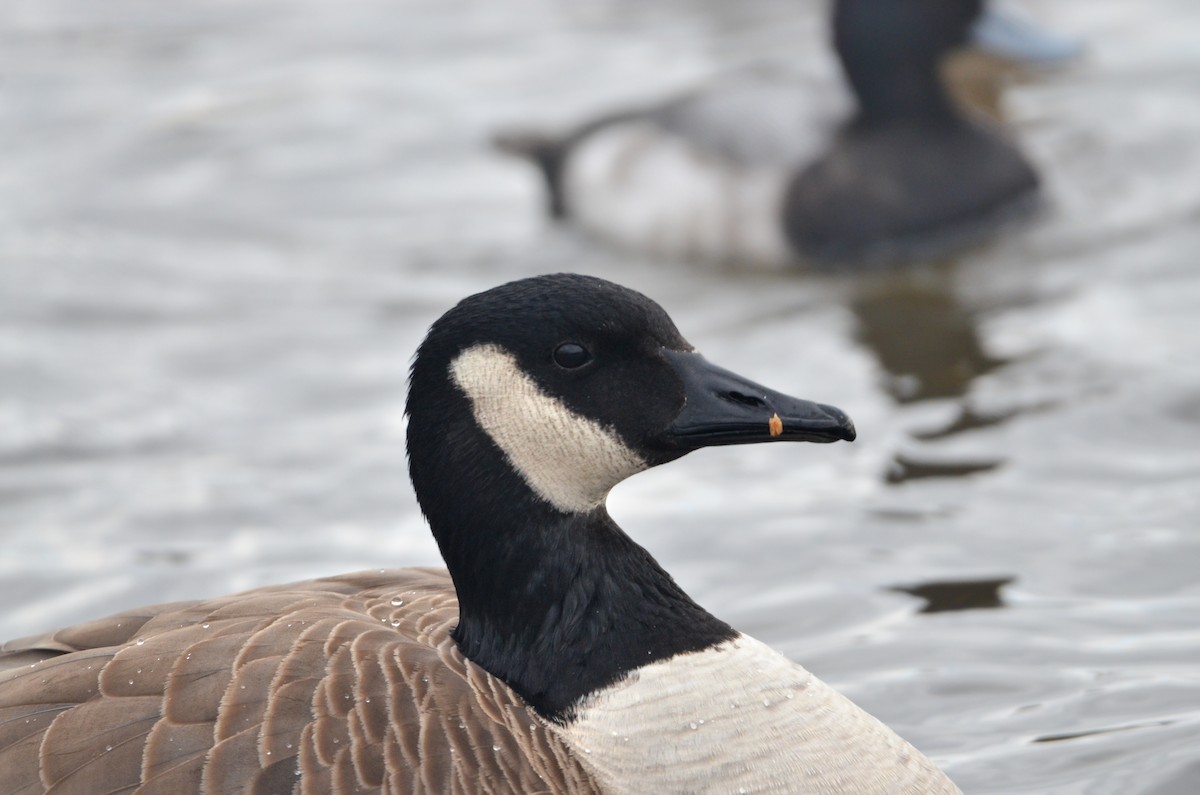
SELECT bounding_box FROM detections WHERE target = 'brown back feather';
[0,569,600,794]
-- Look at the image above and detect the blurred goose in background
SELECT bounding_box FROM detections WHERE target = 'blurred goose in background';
[497,0,1081,268]
[0,274,962,793]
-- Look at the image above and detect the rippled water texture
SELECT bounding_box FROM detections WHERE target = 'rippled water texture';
[2,1,1199,792]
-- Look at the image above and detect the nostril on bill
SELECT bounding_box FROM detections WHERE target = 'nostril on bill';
[725,391,767,408]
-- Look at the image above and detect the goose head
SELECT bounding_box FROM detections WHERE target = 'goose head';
[407,272,853,521]
[405,273,854,719]
[836,0,983,124]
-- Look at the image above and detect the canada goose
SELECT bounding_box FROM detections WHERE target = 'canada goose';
[497,0,1062,267]
[0,274,961,793]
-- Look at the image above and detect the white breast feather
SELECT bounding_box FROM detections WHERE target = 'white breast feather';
[552,634,962,794]
[450,344,647,514]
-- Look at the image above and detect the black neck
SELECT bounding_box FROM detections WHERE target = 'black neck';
[834,0,974,126]
[841,52,957,126]
[408,408,735,722]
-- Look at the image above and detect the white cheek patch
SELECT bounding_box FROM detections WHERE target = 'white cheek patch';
[450,344,648,514]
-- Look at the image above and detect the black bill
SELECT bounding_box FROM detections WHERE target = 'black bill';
[658,349,856,448]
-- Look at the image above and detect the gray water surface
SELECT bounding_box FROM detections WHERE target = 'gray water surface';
[2,1,1199,792]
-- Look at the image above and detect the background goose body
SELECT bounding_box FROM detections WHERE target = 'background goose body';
[650,64,846,168]
[0,275,960,793]
[501,0,1050,268]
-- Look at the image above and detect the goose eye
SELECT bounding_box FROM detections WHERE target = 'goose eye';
[553,342,591,369]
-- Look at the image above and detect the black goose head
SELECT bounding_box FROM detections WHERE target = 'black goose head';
[836,0,983,124]
[405,274,854,717]
[407,273,853,527]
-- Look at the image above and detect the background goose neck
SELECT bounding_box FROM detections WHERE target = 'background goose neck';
[835,0,973,125]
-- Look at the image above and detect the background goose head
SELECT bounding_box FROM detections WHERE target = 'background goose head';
[405,273,853,718]
[837,0,1081,126]
[836,0,984,125]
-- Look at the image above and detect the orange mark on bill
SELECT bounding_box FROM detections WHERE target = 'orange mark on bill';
[768,413,783,437]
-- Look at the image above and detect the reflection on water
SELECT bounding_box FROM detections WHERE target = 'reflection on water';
[910,403,1041,441]
[850,268,1010,405]
[885,452,1005,484]
[891,576,1015,614]
[1033,719,1176,745]
[2,1,1200,793]
[848,266,1023,485]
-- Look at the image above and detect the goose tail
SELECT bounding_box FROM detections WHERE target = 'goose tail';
[491,127,570,218]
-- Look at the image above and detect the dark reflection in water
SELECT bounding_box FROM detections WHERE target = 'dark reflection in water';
[912,404,1020,441]
[850,269,1009,404]
[1033,719,1175,744]
[891,576,1014,613]
[885,452,1004,484]
[910,398,1059,441]
[848,267,1028,485]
